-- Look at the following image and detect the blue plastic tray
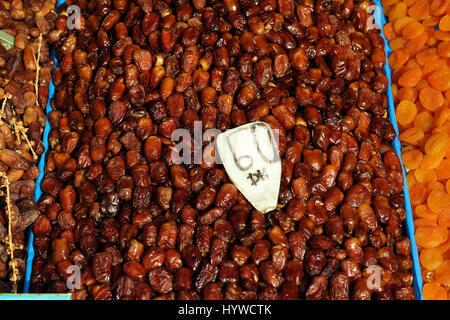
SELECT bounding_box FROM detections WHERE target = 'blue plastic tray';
[21,0,424,300]
[373,0,423,300]
[22,0,69,298]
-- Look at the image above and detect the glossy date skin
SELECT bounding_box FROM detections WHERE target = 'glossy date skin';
[30,0,414,300]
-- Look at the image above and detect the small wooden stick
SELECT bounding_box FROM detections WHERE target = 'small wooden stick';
[0,172,18,293]
[16,121,38,160]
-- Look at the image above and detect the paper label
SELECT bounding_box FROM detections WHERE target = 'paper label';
[216,122,281,213]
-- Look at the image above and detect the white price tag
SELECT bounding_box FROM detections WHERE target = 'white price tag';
[216,122,281,213]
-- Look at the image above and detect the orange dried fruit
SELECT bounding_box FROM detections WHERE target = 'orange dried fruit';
[402,21,426,39]
[408,0,431,20]
[436,159,450,179]
[389,48,411,70]
[424,132,448,154]
[392,83,399,101]
[384,22,396,42]
[428,68,450,91]
[420,151,446,169]
[431,0,450,16]
[416,48,438,65]
[439,14,450,31]
[394,16,417,34]
[389,2,408,21]
[423,16,440,27]
[434,30,450,41]
[438,214,450,229]
[383,0,400,5]
[419,87,444,111]
[423,282,448,300]
[420,247,444,270]
[415,217,439,228]
[407,170,418,187]
[415,225,449,247]
[434,260,450,286]
[402,149,423,169]
[437,41,450,58]
[398,67,423,86]
[396,100,418,125]
[390,37,408,50]
[403,0,418,6]
[397,86,417,101]
[406,58,421,68]
[415,168,437,183]
[399,127,425,144]
[414,111,435,132]
[446,179,450,193]
[423,59,447,76]
[427,189,450,214]
[427,180,445,193]
[415,204,435,218]
[435,107,450,127]
[409,183,429,205]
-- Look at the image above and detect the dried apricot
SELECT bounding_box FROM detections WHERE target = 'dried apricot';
[399,127,425,144]
[424,132,448,154]
[420,247,444,270]
[408,0,431,20]
[419,87,445,111]
[434,30,450,41]
[407,170,418,187]
[414,111,435,132]
[396,100,418,125]
[415,217,439,228]
[397,86,417,101]
[384,22,397,42]
[434,260,450,286]
[402,21,425,39]
[437,41,450,58]
[398,67,423,87]
[439,14,450,31]
[383,0,400,5]
[423,59,447,76]
[389,2,408,21]
[389,48,411,70]
[436,159,450,179]
[415,204,435,218]
[415,168,438,183]
[402,149,423,169]
[427,189,450,214]
[409,183,429,205]
[438,214,450,229]
[428,68,450,91]
[423,282,448,300]
[420,151,446,169]
[416,48,438,65]
[431,0,450,16]
[394,16,416,34]
[390,37,408,50]
[435,107,450,127]
[415,225,449,247]
[423,16,440,27]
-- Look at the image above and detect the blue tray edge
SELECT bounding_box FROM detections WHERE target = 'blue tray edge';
[373,0,424,300]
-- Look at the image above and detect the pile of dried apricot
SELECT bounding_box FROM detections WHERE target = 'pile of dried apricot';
[383,0,450,300]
